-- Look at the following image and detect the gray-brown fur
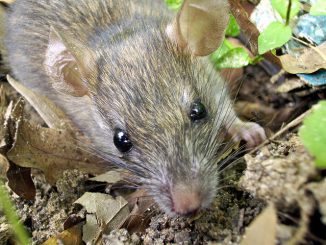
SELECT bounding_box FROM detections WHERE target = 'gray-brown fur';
[5,0,263,215]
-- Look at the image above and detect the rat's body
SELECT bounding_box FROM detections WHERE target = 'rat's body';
[5,0,265,215]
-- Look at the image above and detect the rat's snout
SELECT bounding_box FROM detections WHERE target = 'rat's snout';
[171,183,202,216]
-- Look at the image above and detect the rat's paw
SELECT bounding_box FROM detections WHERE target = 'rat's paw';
[229,120,266,149]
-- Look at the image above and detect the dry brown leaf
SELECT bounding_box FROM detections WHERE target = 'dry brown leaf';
[123,189,155,233]
[240,204,277,245]
[278,42,326,74]
[75,192,130,243]
[7,75,76,131]
[0,99,36,199]
[6,118,112,184]
[0,98,112,184]
[0,80,115,197]
[42,224,82,245]
[7,163,35,200]
[63,214,85,230]
[83,214,99,245]
[276,78,306,93]
[90,171,123,184]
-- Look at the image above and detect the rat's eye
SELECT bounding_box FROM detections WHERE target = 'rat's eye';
[114,129,133,153]
[189,101,207,121]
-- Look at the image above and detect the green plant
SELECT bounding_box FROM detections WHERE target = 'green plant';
[211,15,263,70]
[299,101,326,168]
[258,0,301,54]
[0,181,30,245]
[225,15,240,37]
[210,39,262,70]
[258,21,292,54]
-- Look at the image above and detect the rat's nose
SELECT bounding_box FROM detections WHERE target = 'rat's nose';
[171,183,202,216]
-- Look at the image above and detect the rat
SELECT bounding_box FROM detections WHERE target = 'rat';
[4,0,266,216]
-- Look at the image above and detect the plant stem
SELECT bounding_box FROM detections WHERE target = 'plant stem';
[286,0,292,25]
[0,182,30,245]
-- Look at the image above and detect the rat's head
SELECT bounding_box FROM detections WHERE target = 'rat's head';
[44,0,230,216]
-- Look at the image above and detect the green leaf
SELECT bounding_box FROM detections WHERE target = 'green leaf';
[211,40,251,69]
[310,0,326,16]
[299,101,326,168]
[225,15,240,37]
[258,21,292,54]
[215,48,250,69]
[165,0,183,10]
[270,0,301,20]
[210,39,232,62]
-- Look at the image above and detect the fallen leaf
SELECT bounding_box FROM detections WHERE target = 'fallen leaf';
[90,171,123,184]
[123,189,155,233]
[278,42,326,74]
[0,96,36,199]
[0,98,112,185]
[7,163,35,200]
[276,78,306,93]
[75,192,130,243]
[82,214,99,244]
[7,75,76,131]
[42,224,82,245]
[63,214,85,230]
[240,204,277,245]
[6,117,112,184]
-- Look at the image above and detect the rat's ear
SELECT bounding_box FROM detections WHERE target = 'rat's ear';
[166,0,229,56]
[44,26,94,97]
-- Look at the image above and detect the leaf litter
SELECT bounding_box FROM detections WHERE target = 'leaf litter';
[1,0,326,244]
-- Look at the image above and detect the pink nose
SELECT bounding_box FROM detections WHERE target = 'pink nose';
[171,184,202,216]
